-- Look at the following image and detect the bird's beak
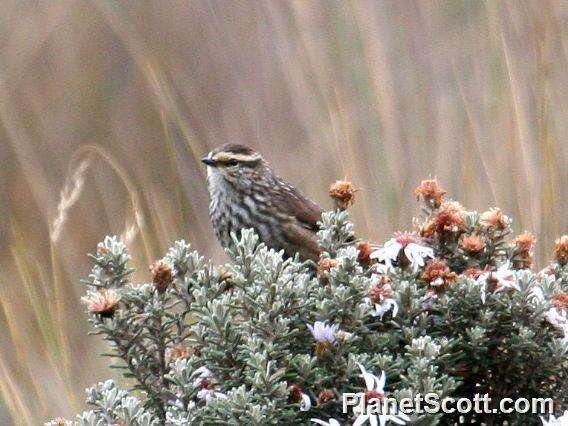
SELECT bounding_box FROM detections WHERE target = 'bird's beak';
[201,157,217,167]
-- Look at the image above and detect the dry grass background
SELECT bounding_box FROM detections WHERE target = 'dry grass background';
[0,1,567,423]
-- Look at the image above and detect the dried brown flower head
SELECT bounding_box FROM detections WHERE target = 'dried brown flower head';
[415,179,447,208]
[441,200,465,213]
[368,280,393,305]
[290,385,303,403]
[81,289,120,318]
[480,208,508,230]
[512,231,535,269]
[514,232,535,253]
[166,345,191,364]
[150,260,173,293]
[462,267,484,279]
[317,389,335,405]
[364,389,385,403]
[423,206,465,237]
[329,180,357,210]
[317,257,338,284]
[420,259,457,292]
[420,221,435,238]
[96,245,110,256]
[554,235,568,265]
[551,293,568,311]
[357,241,375,267]
[461,235,485,254]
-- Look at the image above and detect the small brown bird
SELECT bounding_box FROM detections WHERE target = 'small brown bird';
[201,144,323,262]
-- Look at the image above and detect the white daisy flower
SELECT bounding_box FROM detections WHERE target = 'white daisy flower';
[367,298,398,319]
[191,366,212,387]
[545,308,568,347]
[357,362,386,396]
[476,264,518,304]
[191,366,226,404]
[365,276,398,319]
[545,307,568,329]
[307,321,339,345]
[371,232,434,273]
[353,363,411,426]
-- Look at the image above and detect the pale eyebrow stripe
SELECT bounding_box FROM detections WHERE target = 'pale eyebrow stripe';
[213,152,261,163]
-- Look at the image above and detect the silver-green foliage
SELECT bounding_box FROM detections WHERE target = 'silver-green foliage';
[49,207,567,425]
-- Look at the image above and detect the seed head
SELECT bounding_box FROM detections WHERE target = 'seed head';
[290,385,303,403]
[317,389,335,405]
[514,232,535,253]
[554,235,568,265]
[356,241,375,267]
[512,232,535,269]
[462,267,484,279]
[317,257,338,284]
[364,389,385,403]
[329,180,357,210]
[423,206,465,237]
[96,245,110,256]
[81,289,120,318]
[420,259,457,293]
[415,179,447,208]
[480,208,508,230]
[368,280,393,305]
[441,200,465,213]
[166,345,191,364]
[150,260,173,293]
[461,235,485,254]
[551,293,568,311]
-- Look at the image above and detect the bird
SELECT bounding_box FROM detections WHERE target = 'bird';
[201,143,323,262]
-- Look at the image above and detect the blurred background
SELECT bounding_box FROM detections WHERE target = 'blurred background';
[0,0,567,423]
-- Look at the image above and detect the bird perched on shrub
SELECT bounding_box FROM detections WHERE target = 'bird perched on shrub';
[201,144,325,262]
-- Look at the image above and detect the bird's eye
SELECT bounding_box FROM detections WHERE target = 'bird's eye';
[225,160,238,167]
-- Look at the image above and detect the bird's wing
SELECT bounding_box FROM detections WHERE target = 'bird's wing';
[272,179,323,231]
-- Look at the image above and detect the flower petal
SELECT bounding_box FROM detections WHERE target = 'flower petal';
[390,300,399,318]
[357,362,375,391]
[300,393,312,411]
[388,414,409,425]
[396,412,411,422]
[375,371,386,392]
[311,419,341,426]
[353,415,369,426]
[307,323,315,337]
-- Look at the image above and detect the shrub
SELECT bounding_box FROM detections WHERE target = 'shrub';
[48,180,568,425]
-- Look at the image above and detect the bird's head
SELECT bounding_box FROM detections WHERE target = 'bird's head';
[201,144,270,188]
